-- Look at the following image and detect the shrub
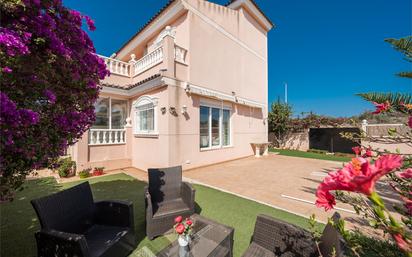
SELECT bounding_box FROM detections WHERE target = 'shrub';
[56,157,76,178]
[92,167,104,176]
[78,168,91,179]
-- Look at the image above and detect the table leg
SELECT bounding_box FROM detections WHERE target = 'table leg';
[255,145,260,157]
[263,145,268,156]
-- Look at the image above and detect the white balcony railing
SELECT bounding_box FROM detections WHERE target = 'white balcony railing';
[134,46,164,76]
[174,45,187,64]
[89,129,126,145]
[98,44,187,78]
[98,55,131,77]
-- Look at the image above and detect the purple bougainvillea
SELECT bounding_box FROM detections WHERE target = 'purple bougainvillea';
[0,0,109,201]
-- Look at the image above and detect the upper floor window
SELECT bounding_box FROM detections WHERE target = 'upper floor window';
[93,97,128,129]
[200,104,231,150]
[133,95,158,136]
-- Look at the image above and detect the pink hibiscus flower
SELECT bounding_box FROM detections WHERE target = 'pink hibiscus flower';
[363,147,372,158]
[372,101,390,114]
[398,168,412,179]
[352,146,361,156]
[392,233,412,253]
[315,155,403,211]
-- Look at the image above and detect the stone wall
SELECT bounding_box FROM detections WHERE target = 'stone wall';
[269,131,309,151]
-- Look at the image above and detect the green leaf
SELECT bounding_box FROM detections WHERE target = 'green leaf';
[373,206,386,220]
[369,192,385,208]
[357,92,412,106]
[385,36,412,61]
[368,219,377,228]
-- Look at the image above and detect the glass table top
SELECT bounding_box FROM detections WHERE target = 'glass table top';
[131,214,233,257]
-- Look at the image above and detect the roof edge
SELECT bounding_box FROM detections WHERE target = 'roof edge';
[226,0,274,31]
[116,0,183,59]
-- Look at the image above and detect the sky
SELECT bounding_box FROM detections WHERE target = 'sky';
[64,0,412,117]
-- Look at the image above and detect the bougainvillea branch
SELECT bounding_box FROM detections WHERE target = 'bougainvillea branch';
[0,0,109,201]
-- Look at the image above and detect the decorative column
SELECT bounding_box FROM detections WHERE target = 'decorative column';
[361,119,368,133]
[128,54,137,77]
[162,26,176,78]
[125,117,133,160]
[75,131,89,173]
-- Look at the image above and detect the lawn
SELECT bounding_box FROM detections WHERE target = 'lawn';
[270,148,352,162]
[0,173,321,257]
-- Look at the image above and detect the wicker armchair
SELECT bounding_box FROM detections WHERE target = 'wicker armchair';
[145,166,195,240]
[31,182,136,257]
[242,213,345,257]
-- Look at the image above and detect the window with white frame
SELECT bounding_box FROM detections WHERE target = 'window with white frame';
[133,96,158,135]
[200,105,231,149]
[92,97,128,129]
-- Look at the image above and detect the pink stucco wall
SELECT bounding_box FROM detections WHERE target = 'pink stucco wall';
[70,0,271,172]
[163,86,266,170]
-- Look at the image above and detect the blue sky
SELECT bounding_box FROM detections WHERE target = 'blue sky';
[64,0,412,117]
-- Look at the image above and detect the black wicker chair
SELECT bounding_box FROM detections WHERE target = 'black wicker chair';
[242,213,345,257]
[31,182,136,257]
[145,166,195,240]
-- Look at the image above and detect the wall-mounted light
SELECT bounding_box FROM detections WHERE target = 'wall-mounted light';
[125,117,132,128]
[169,107,178,116]
[160,68,168,76]
[181,105,187,114]
[161,107,166,114]
[184,85,190,93]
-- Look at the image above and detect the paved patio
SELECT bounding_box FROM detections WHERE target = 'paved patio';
[183,154,349,220]
[182,154,401,237]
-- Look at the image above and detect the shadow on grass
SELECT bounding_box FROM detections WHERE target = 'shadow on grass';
[0,175,152,257]
[0,177,63,257]
[1,173,327,257]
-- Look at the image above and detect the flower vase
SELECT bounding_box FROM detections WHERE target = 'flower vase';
[178,235,190,257]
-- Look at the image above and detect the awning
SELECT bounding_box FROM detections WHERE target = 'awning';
[185,84,265,109]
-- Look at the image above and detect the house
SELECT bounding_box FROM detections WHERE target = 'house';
[69,0,274,172]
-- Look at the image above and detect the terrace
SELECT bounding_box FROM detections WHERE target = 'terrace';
[0,173,320,257]
[1,155,404,257]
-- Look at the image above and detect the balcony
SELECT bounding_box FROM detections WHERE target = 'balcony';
[89,129,126,145]
[98,44,187,82]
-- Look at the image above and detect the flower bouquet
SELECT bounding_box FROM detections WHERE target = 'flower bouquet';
[174,216,193,256]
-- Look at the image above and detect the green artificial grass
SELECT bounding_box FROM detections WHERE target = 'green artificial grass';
[1,173,404,257]
[0,173,319,257]
[270,148,352,162]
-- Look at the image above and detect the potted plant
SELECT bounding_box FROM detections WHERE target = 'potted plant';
[92,167,104,176]
[174,216,193,257]
[56,157,76,178]
[78,168,91,179]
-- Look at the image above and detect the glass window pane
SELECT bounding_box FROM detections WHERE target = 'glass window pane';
[111,99,127,129]
[93,98,109,129]
[200,106,209,148]
[147,109,154,131]
[223,109,230,146]
[211,108,220,146]
[140,110,147,131]
[136,106,154,132]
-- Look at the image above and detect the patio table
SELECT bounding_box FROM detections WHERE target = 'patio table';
[156,214,234,257]
[250,142,270,157]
